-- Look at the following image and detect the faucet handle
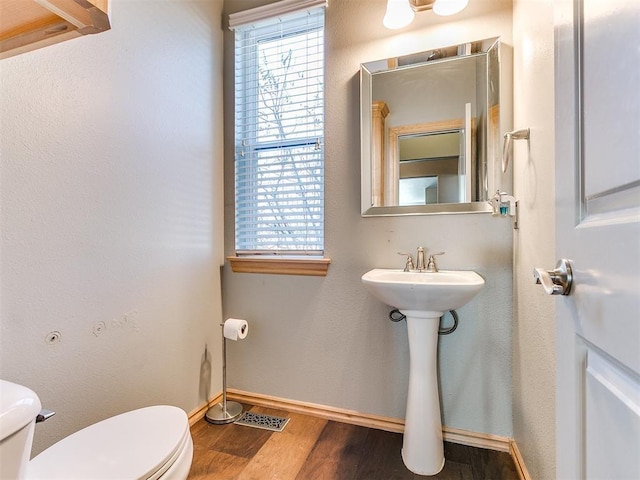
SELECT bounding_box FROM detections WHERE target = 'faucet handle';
[426,252,445,272]
[397,252,415,272]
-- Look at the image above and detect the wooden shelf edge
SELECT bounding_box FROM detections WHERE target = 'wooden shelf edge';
[227,256,331,276]
[0,0,110,60]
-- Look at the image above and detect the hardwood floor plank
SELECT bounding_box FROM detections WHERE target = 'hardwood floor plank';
[188,449,250,480]
[295,421,370,480]
[443,442,473,465]
[238,408,328,480]
[434,459,474,480]
[466,444,519,480]
[190,406,273,459]
[443,441,517,480]
[354,428,415,479]
[187,403,519,480]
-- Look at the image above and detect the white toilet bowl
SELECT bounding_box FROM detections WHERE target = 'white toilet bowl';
[0,380,193,480]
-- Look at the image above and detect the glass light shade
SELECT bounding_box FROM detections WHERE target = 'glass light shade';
[383,0,415,29]
[432,0,469,16]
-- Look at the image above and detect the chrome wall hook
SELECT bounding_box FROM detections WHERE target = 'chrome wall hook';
[502,128,530,173]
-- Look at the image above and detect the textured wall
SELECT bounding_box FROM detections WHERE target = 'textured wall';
[511,0,556,477]
[222,0,515,437]
[0,0,224,455]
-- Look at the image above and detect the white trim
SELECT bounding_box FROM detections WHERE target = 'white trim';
[229,0,328,30]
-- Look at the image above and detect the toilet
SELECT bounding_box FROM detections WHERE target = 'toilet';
[0,379,193,480]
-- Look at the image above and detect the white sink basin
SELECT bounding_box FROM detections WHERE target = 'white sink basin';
[361,268,485,314]
[361,267,485,475]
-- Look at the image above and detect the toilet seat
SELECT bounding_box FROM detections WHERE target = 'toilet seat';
[27,405,191,480]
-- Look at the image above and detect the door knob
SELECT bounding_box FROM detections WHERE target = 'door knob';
[533,259,573,295]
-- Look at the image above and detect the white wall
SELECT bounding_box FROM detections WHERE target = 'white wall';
[511,1,556,478]
[222,0,515,437]
[0,0,224,455]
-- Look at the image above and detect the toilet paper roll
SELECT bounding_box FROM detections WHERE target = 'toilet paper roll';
[223,318,248,341]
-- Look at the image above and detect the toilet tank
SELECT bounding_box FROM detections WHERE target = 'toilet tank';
[0,380,42,479]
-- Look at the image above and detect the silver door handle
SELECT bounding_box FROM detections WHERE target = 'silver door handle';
[533,259,573,295]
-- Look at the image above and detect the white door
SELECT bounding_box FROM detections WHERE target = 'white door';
[553,1,640,478]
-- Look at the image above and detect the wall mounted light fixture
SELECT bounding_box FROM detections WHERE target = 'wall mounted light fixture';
[383,0,470,29]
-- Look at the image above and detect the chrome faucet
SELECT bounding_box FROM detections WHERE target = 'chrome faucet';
[426,252,445,272]
[399,248,443,272]
[416,247,426,272]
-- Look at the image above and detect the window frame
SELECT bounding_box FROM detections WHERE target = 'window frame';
[228,0,330,276]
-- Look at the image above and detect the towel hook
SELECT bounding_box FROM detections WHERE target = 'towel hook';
[502,128,530,173]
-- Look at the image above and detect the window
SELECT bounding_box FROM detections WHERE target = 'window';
[230,0,326,262]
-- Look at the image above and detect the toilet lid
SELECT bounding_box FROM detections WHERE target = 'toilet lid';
[27,405,190,480]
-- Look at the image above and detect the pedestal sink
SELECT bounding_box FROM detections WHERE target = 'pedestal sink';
[361,268,485,475]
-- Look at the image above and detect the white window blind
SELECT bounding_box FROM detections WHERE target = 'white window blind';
[232,1,325,255]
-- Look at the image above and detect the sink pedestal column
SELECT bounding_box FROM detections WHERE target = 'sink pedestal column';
[402,311,444,475]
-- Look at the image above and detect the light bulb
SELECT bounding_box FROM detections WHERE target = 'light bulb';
[383,0,415,29]
[432,0,469,16]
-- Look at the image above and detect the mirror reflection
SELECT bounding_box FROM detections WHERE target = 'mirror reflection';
[361,37,501,216]
[398,130,462,205]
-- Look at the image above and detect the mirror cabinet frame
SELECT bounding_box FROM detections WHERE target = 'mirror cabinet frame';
[360,37,506,217]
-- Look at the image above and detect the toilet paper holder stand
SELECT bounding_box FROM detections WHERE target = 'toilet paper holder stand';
[205,323,243,424]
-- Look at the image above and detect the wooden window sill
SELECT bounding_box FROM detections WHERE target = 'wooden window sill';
[227,256,331,276]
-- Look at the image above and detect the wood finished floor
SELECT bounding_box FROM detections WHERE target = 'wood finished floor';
[187,404,519,480]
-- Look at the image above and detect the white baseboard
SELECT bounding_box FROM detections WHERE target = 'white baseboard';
[189,388,529,479]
